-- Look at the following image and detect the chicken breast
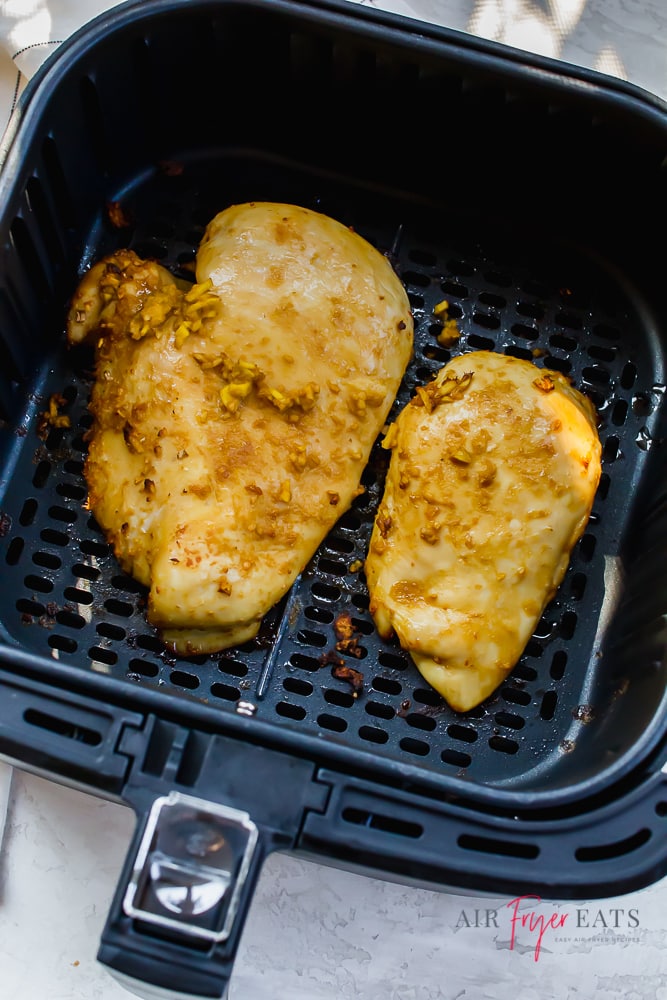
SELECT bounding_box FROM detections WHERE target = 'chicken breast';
[365,351,601,712]
[67,202,413,654]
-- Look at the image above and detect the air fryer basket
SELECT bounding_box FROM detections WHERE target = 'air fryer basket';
[0,0,666,996]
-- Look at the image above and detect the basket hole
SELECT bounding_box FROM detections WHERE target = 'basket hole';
[407,293,424,311]
[402,269,430,288]
[170,670,200,690]
[112,574,145,595]
[19,498,38,526]
[378,651,409,671]
[543,355,571,374]
[276,701,306,721]
[611,399,628,427]
[467,333,495,351]
[602,435,619,463]
[575,829,651,862]
[409,248,437,267]
[129,657,159,678]
[104,598,134,617]
[56,482,86,501]
[365,701,395,720]
[489,735,519,755]
[32,461,51,488]
[440,280,468,299]
[583,366,610,386]
[478,291,506,309]
[399,737,430,757]
[358,725,388,745]
[412,687,445,707]
[89,646,117,666]
[324,688,355,709]
[283,677,313,696]
[310,581,340,601]
[485,269,511,287]
[342,807,422,839]
[326,535,355,555]
[522,278,549,297]
[317,557,347,577]
[511,323,538,341]
[96,621,125,641]
[217,659,248,678]
[6,537,24,565]
[80,539,110,557]
[48,634,77,653]
[405,712,436,732]
[48,505,77,524]
[349,617,374,637]
[24,708,100,746]
[350,591,369,611]
[441,748,471,768]
[570,573,587,600]
[555,311,582,331]
[133,240,168,260]
[550,650,568,680]
[56,610,86,630]
[338,511,362,532]
[505,345,533,361]
[578,533,597,562]
[372,676,402,695]
[560,611,577,639]
[588,344,616,363]
[41,528,69,546]
[24,574,53,594]
[136,635,165,654]
[472,311,500,330]
[72,562,100,581]
[447,256,476,275]
[447,724,478,743]
[16,598,45,617]
[655,802,667,818]
[501,686,532,706]
[210,682,239,702]
[620,362,637,389]
[304,605,334,625]
[593,323,620,342]
[516,301,544,320]
[495,712,525,730]
[458,833,539,859]
[540,691,558,721]
[549,333,577,351]
[296,628,327,648]
[289,652,320,673]
[63,586,93,605]
[318,713,347,733]
[511,663,537,682]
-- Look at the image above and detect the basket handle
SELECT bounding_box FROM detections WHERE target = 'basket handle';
[98,791,269,1000]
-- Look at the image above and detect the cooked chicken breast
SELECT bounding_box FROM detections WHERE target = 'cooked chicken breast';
[67,202,413,654]
[365,351,601,712]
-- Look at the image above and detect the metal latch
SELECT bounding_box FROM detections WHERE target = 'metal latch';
[122,791,258,944]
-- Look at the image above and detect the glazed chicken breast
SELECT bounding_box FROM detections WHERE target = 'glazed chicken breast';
[67,202,413,654]
[365,351,601,712]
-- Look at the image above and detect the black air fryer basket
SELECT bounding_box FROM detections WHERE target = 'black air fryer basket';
[0,0,666,996]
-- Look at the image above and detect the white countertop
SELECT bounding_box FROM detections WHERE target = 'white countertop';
[0,2,666,999]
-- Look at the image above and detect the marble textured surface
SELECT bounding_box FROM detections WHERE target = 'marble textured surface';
[1,765,666,1000]
[0,1,665,998]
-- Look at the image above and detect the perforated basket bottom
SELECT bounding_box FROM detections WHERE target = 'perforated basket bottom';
[0,153,661,789]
